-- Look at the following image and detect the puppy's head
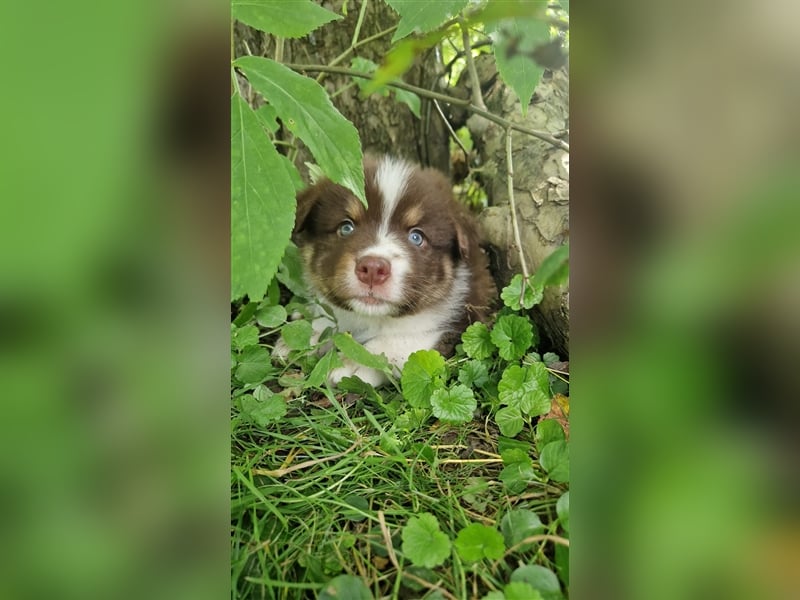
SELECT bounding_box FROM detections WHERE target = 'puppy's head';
[294,156,475,317]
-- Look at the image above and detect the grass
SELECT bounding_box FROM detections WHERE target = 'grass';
[231,373,568,599]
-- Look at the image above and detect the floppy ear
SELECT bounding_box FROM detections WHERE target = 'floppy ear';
[292,184,321,239]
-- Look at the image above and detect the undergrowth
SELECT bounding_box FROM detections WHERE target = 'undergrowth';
[231,246,569,600]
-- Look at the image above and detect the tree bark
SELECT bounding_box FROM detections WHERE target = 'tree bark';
[455,55,570,355]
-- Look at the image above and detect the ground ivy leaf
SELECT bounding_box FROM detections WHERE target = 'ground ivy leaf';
[539,440,569,483]
[319,574,373,600]
[255,305,287,328]
[490,315,534,360]
[401,349,446,408]
[401,513,452,568]
[232,324,259,350]
[556,491,569,533]
[234,346,273,384]
[481,592,505,600]
[462,322,495,360]
[430,384,476,423]
[280,319,313,351]
[535,418,565,453]
[305,349,342,389]
[385,0,469,42]
[495,405,525,437]
[500,509,544,550]
[500,449,537,494]
[498,364,550,415]
[334,333,390,371]
[510,564,562,600]
[234,56,365,204]
[232,0,342,38]
[501,274,542,310]
[231,94,296,302]
[457,359,489,388]
[504,581,543,600]
[392,88,421,117]
[239,390,286,427]
[454,523,506,562]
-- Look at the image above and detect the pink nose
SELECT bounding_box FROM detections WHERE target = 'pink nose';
[355,256,391,286]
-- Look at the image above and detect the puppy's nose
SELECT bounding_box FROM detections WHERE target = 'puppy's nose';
[355,256,391,286]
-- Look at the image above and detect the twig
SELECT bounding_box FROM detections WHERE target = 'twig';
[283,63,569,151]
[459,19,486,110]
[251,440,359,477]
[432,98,469,160]
[506,127,531,281]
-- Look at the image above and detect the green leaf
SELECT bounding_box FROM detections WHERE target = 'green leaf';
[385,0,469,42]
[454,523,505,562]
[238,387,286,426]
[393,88,421,117]
[334,333,390,371]
[504,582,543,600]
[481,592,506,600]
[231,95,296,301]
[430,384,476,423]
[539,440,569,483]
[531,244,569,289]
[457,359,489,388]
[401,513,452,568]
[490,315,534,361]
[510,565,562,600]
[498,364,550,415]
[234,56,365,203]
[342,494,370,523]
[231,324,259,350]
[534,419,565,453]
[255,305,287,328]
[462,322,495,360]
[556,491,569,533]
[500,274,542,310]
[280,319,313,351]
[500,509,543,551]
[500,449,536,493]
[492,17,549,115]
[495,405,524,437]
[305,349,342,389]
[254,103,279,134]
[319,574,373,600]
[542,351,560,365]
[234,346,273,384]
[232,0,342,38]
[401,349,446,408]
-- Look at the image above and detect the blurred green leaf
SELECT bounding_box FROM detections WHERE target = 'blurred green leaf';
[532,244,569,289]
[238,388,286,426]
[393,88,421,117]
[231,95,296,301]
[500,509,544,550]
[401,513,452,568]
[539,440,569,483]
[319,574,373,600]
[334,333,391,371]
[556,491,569,533]
[255,305,287,328]
[510,564,562,600]
[232,0,342,38]
[234,346,273,384]
[535,419,565,453]
[498,364,550,415]
[234,56,365,203]
[231,324,259,350]
[385,0,468,42]
[504,581,543,600]
[492,17,548,115]
[280,319,312,350]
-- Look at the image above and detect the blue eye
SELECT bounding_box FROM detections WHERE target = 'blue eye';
[338,220,355,237]
[408,229,425,247]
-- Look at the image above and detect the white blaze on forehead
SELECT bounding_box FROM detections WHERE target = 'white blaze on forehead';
[374,156,413,233]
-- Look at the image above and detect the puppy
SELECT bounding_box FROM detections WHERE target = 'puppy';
[291,155,495,387]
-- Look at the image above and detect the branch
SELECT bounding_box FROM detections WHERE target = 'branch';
[283,63,569,152]
[506,127,531,280]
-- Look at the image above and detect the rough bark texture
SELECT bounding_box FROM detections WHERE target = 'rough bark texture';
[455,55,570,355]
[233,0,450,177]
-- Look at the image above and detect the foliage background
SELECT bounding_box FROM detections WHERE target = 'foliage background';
[0,1,798,599]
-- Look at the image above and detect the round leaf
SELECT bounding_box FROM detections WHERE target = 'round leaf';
[454,523,505,562]
[430,384,476,423]
[539,440,569,483]
[401,349,446,408]
[401,513,452,568]
[318,574,373,600]
[500,509,544,550]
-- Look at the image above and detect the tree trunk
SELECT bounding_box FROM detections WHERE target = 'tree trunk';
[233,0,450,177]
[456,55,570,355]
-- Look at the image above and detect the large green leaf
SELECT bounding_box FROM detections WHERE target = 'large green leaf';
[234,56,365,203]
[492,17,549,115]
[232,0,341,38]
[231,94,295,301]
[385,0,468,42]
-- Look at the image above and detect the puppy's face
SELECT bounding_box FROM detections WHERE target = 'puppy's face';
[294,157,470,317]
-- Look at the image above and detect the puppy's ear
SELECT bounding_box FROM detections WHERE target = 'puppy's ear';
[453,207,481,260]
[293,184,320,238]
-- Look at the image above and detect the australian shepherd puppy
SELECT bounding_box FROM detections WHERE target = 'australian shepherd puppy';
[290,155,495,387]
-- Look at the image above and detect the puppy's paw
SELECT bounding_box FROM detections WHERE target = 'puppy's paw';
[329,360,388,388]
